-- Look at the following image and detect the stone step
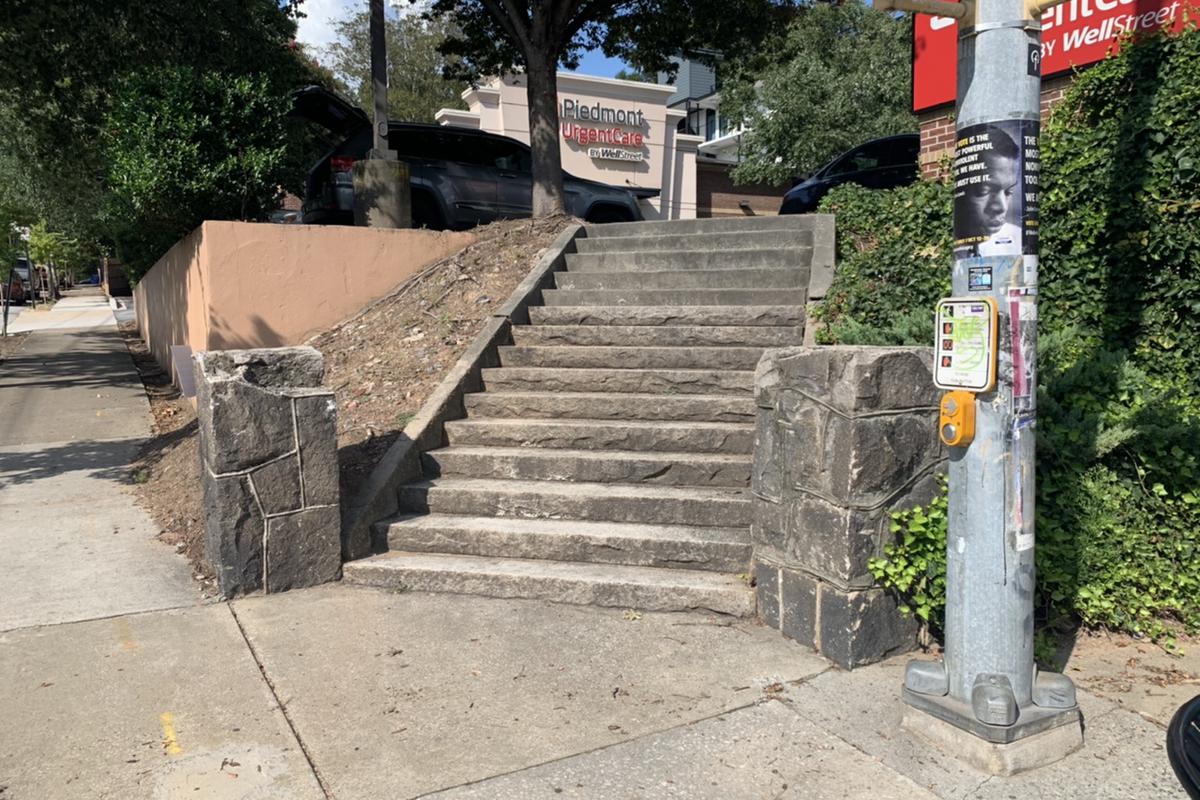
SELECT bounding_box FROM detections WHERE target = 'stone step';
[565,249,806,272]
[481,366,752,396]
[464,391,755,423]
[343,551,755,616]
[510,324,801,348]
[541,289,807,307]
[422,445,752,487]
[499,345,766,370]
[396,478,751,528]
[444,418,755,454]
[573,229,813,254]
[528,305,804,327]
[555,268,806,291]
[374,514,751,572]
[585,215,825,239]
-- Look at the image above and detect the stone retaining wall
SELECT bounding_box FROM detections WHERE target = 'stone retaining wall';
[195,347,341,597]
[752,346,945,668]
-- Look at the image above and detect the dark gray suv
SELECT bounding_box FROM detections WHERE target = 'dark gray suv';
[293,86,654,228]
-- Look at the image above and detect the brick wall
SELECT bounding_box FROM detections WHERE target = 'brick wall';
[695,161,792,218]
[918,74,1075,179]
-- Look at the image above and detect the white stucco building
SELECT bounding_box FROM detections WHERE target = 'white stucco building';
[437,72,704,220]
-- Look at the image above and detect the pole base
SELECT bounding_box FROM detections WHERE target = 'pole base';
[352,159,412,229]
[902,702,1083,776]
[902,685,1081,743]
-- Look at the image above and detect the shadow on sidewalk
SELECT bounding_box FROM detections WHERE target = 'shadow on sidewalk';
[0,436,144,487]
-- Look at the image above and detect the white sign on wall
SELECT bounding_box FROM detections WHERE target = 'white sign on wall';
[587,147,645,162]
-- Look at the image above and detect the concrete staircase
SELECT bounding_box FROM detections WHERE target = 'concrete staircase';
[343,216,823,615]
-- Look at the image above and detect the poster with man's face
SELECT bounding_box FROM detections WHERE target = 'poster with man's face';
[952,120,1039,259]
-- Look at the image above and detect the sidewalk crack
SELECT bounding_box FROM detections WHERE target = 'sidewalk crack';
[227,602,333,799]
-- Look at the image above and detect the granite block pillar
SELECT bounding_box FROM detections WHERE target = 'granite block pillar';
[195,347,341,597]
[752,346,945,668]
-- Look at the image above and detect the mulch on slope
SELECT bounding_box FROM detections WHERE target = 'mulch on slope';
[121,216,576,585]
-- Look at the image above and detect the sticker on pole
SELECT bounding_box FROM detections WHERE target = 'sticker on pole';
[934,298,998,392]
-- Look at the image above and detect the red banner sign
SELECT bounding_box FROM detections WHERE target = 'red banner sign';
[913,0,1196,111]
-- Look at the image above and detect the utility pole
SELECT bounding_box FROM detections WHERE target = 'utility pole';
[369,0,391,159]
[876,0,1083,774]
[353,0,412,228]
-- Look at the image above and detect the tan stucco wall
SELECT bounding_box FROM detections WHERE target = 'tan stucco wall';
[134,226,212,381]
[136,221,475,383]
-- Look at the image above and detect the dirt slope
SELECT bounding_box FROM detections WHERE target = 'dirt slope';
[123,216,576,585]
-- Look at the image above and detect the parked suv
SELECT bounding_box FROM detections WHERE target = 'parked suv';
[779,134,919,215]
[292,86,654,228]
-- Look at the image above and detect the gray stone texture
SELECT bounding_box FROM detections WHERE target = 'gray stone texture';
[195,347,341,597]
[250,454,303,515]
[753,346,944,669]
[203,474,265,595]
[266,506,343,592]
[295,393,339,506]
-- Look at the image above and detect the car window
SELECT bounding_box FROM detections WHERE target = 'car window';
[391,130,454,161]
[490,140,532,172]
[880,137,919,167]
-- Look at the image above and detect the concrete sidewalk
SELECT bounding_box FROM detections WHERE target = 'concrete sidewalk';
[1,583,1191,800]
[6,287,118,333]
[0,309,198,632]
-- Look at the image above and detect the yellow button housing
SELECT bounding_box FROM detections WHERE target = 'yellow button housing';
[939,390,976,447]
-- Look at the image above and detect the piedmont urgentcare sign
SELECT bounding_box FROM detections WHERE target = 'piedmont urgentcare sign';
[560,97,646,160]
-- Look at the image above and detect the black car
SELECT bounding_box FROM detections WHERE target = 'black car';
[779,134,920,215]
[292,86,654,228]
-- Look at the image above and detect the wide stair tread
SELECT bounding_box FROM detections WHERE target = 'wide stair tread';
[464,390,755,422]
[563,251,810,273]
[573,229,813,253]
[375,513,750,572]
[529,305,804,327]
[398,477,750,527]
[542,288,807,307]
[444,417,755,454]
[583,215,825,238]
[510,324,800,348]
[498,345,765,370]
[482,366,752,396]
[424,445,751,487]
[343,551,754,616]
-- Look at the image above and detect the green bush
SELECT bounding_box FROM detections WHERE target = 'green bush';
[836,27,1200,642]
[103,67,295,279]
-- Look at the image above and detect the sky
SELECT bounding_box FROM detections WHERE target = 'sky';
[294,0,629,77]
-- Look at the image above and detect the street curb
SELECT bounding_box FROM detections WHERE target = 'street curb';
[339,222,586,560]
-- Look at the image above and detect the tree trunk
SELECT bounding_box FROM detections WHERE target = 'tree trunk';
[525,52,566,217]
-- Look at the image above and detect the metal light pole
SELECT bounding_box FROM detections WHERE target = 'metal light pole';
[877,0,1082,766]
[369,0,392,159]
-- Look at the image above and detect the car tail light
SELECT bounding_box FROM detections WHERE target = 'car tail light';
[331,156,356,174]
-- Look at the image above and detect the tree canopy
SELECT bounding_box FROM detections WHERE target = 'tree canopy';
[325,9,469,124]
[0,0,320,277]
[722,0,916,185]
